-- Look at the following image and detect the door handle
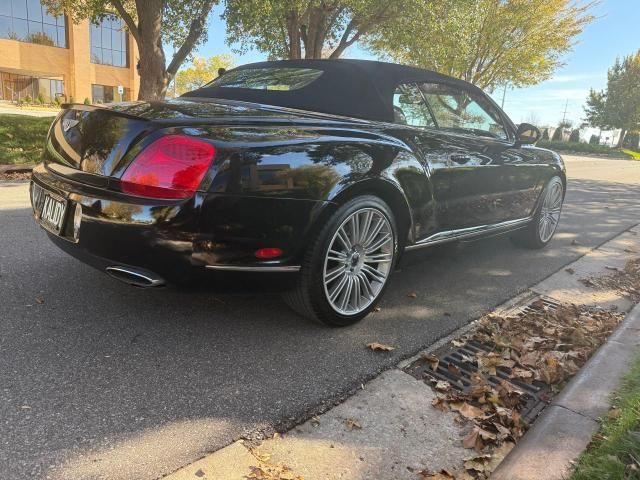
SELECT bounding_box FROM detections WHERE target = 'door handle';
[449,153,471,164]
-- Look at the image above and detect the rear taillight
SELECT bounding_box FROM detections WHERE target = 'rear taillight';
[120,135,215,199]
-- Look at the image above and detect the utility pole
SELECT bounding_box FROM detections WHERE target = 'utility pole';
[561,99,569,125]
[501,84,507,109]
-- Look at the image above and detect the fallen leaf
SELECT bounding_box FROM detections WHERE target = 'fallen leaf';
[571,239,581,246]
[451,402,484,419]
[607,408,621,420]
[462,428,480,449]
[420,353,440,371]
[407,292,418,299]
[565,267,575,274]
[417,469,456,479]
[452,339,466,347]
[448,363,462,377]
[194,469,205,478]
[366,342,394,352]
[345,418,361,431]
[434,380,452,392]
[35,297,44,304]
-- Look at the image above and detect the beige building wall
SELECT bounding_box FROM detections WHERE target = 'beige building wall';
[0,16,139,102]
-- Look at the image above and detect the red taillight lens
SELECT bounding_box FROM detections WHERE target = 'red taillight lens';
[121,135,215,199]
[255,248,283,259]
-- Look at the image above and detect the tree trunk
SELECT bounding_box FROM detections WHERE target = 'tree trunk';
[616,129,627,148]
[286,10,302,59]
[136,0,168,101]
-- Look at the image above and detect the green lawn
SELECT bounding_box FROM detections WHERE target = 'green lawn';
[570,353,640,479]
[623,149,640,160]
[0,114,55,165]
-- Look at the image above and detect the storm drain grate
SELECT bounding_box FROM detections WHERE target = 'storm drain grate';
[405,298,559,424]
[517,296,561,316]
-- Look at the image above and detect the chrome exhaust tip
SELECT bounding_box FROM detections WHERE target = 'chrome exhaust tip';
[105,266,165,288]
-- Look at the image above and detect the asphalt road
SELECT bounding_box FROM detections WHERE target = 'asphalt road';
[1,156,639,480]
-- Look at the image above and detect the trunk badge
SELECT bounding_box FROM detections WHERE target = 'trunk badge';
[62,119,80,132]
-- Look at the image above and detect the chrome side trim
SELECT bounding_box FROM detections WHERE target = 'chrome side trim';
[405,216,532,251]
[205,264,301,272]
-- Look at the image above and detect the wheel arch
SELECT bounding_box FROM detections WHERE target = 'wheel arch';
[328,178,413,252]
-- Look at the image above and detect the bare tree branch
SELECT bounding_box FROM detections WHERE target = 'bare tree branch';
[109,0,140,44]
[166,0,216,77]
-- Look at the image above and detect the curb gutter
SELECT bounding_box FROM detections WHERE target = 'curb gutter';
[0,163,34,174]
[491,302,640,480]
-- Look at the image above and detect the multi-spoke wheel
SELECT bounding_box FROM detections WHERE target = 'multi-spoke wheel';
[283,195,398,326]
[512,176,564,249]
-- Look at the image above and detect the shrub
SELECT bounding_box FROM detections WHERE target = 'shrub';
[83,98,90,105]
[537,140,627,157]
[69,96,75,104]
[37,92,47,104]
[569,129,580,142]
[589,134,600,145]
[542,128,550,140]
[23,95,32,104]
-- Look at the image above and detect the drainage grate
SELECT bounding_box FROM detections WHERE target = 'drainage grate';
[517,296,561,316]
[406,298,558,424]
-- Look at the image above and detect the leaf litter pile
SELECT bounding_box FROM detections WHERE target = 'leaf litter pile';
[579,257,640,302]
[416,300,624,479]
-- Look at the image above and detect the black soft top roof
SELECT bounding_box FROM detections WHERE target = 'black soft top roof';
[184,59,491,123]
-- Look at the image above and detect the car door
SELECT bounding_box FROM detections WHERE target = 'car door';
[414,81,543,239]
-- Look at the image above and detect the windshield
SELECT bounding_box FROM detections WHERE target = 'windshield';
[205,67,324,91]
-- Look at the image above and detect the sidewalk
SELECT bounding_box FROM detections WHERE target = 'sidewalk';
[159,225,640,479]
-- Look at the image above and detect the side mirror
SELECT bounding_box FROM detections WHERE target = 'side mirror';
[515,123,541,145]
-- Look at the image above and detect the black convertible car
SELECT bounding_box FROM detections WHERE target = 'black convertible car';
[30,59,565,326]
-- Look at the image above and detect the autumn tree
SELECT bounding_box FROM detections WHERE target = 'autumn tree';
[43,0,218,100]
[584,50,640,147]
[171,54,234,96]
[367,0,596,91]
[223,0,408,60]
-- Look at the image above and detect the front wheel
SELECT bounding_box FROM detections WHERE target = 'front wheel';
[512,176,564,249]
[283,195,398,326]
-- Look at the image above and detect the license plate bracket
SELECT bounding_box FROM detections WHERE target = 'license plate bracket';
[32,183,68,235]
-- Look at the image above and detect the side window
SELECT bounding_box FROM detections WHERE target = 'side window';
[418,83,507,140]
[392,84,436,128]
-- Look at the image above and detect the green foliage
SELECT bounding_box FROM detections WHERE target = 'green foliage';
[173,54,234,95]
[570,354,640,479]
[223,0,408,59]
[367,0,596,91]
[84,98,90,105]
[569,129,580,142]
[0,115,55,165]
[584,50,640,146]
[537,140,629,158]
[542,128,550,141]
[37,92,47,104]
[23,95,32,104]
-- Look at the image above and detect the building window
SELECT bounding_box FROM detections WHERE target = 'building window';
[90,14,128,68]
[0,0,67,47]
[91,84,129,104]
[0,71,64,103]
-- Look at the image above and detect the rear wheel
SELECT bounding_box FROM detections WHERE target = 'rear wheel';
[512,176,564,249]
[284,195,398,326]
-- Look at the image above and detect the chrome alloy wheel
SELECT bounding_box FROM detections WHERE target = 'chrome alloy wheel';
[323,207,394,315]
[538,178,563,243]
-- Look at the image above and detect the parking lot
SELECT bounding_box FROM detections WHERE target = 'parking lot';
[1,155,639,479]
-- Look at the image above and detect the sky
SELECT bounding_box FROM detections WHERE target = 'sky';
[187,0,639,128]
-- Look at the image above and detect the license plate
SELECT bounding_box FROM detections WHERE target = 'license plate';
[31,183,68,235]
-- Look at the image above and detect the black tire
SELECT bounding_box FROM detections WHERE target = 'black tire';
[511,176,564,249]
[283,195,398,326]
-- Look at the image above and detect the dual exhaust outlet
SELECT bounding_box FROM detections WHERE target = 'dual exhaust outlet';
[105,266,165,288]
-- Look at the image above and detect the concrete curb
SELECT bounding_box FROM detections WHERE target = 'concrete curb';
[0,163,34,174]
[491,302,640,480]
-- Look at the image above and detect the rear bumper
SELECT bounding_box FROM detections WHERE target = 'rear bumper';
[30,163,326,285]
